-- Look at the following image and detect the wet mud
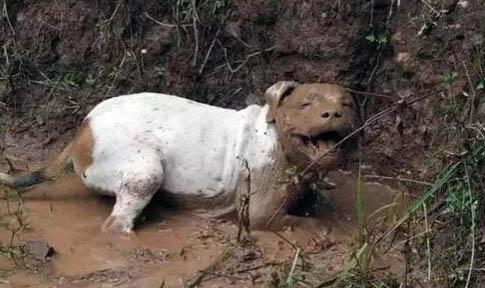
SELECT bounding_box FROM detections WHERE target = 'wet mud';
[0,171,402,287]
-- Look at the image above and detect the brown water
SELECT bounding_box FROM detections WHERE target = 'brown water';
[0,171,402,287]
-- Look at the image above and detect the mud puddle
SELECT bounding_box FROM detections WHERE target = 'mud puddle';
[0,171,403,287]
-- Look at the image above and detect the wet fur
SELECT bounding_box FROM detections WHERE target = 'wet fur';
[0,82,358,234]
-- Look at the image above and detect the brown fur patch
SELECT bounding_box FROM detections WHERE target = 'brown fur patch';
[44,120,94,178]
[70,120,94,174]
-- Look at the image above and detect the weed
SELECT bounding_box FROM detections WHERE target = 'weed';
[214,0,231,12]
[476,79,485,90]
[330,137,485,287]
[435,141,484,286]
[61,72,84,90]
[441,71,458,86]
[365,32,388,51]
[154,65,166,80]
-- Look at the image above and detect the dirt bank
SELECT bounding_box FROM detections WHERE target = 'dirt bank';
[1,0,484,287]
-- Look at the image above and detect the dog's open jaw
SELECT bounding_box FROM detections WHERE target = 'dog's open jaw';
[297,131,344,154]
[288,128,348,170]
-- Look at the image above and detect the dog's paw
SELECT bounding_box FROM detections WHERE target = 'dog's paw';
[101,215,134,236]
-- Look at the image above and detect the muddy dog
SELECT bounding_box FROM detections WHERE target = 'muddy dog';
[0,82,359,234]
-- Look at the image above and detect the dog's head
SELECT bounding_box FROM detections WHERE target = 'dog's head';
[266,81,359,172]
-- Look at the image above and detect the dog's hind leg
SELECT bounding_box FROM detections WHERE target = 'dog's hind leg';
[83,148,165,234]
[102,189,158,234]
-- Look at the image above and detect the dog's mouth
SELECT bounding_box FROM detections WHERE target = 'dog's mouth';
[297,131,344,153]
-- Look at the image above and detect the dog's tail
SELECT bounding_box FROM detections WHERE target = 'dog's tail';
[0,143,73,189]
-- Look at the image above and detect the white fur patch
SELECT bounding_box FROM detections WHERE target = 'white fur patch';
[82,93,277,201]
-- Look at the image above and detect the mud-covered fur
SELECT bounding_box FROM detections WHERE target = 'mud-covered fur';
[0,82,359,234]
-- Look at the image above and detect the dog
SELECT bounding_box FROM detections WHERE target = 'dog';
[0,81,359,234]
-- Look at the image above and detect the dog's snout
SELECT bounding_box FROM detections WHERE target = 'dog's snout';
[321,111,342,118]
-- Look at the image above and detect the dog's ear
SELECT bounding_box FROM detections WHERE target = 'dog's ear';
[264,81,299,123]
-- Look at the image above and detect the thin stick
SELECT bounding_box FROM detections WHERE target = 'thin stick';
[264,196,288,228]
[3,0,15,35]
[423,203,432,281]
[104,0,123,26]
[459,57,477,123]
[464,164,475,288]
[420,0,439,15]
[362,175,433,186]
[272,231,298,251]
[235,262,279,273]
[220,42,280,74]
[343,88,395,99]
[198,27,221,75]
[191,0,199,67]
[286,248,301,286]
[145,13,180,28]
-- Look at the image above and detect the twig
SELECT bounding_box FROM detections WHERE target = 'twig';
[191,0,199,67]
[103,0,123,26]
[343,88,395,99]
[202,272,245,281]
[173,2,182,48]
[145,13,177,28]
[387,229,432,249]
[387,0,395,26]
[198,27,221,75]
[362,175,433,186]
[423,203,432,281]
[3,0,15,35]
[369,0,374,27]
[366,50,382,86]
[420,0,439,16]
[286,248,301,286]
[235,262,279,273]
[366,203,398,223]
[220,42,280,74]
[459,57,477,123]
[264,196,288,229]
[464,164,476,288]
[272,231,298,251]
[3,45,9,66]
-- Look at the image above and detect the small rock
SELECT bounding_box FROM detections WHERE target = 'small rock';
[458,0,468,8]
[396,52,411,64]
[35,115,44,126]
[21,240,54,260]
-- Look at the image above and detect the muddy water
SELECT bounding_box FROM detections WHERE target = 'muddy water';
[0,171,401,287]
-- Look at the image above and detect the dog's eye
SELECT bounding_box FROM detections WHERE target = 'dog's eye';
[342,101,353,107]
[299,102,312,108]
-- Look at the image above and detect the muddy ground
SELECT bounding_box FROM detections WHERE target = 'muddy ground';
[0,171,402,287]
[0,0,484,287]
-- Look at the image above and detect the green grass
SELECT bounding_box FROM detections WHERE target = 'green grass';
[329,138,485,287]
